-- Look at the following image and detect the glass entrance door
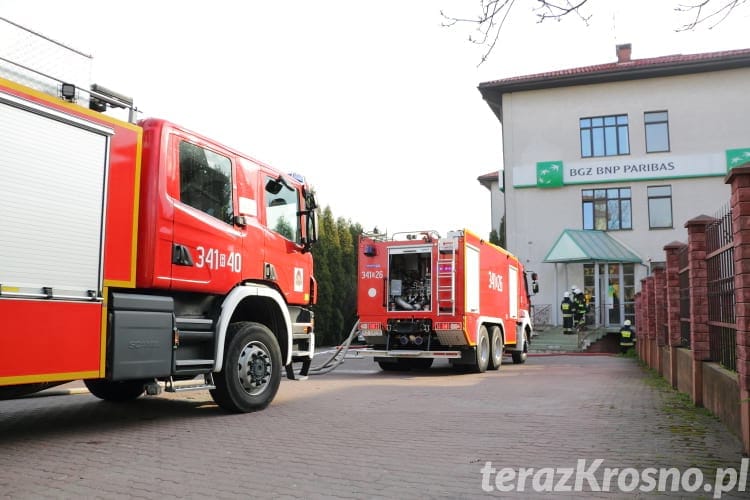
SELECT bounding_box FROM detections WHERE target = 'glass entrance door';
[606,265,621,326]
[584,263,635,328]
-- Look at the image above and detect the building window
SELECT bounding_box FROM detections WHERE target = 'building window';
[580,114,629,158]
[648,185,673,229]
[645,111,670,153]
[582,188,632,231]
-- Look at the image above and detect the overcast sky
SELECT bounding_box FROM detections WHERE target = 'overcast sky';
[2,1,748,238]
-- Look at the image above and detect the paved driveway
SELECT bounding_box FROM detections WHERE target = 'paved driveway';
[0,355,745,499]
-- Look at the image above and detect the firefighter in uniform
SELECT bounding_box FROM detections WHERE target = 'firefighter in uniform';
[575,287,588,329]
[570,286,580,327]
[561,292,574,335]
[619,319,636,354]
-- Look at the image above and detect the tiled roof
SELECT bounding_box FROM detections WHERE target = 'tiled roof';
[477,170,500,190]
[479,47,750,91]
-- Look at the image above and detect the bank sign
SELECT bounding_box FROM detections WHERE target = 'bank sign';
[513,149,750,188]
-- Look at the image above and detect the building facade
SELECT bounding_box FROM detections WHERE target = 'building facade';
[477,45,750,327]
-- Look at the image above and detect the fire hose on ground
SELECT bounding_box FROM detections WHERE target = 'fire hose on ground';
[307,320,360,376]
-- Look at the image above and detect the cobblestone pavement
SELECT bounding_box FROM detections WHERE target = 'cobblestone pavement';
[0,355,746,499]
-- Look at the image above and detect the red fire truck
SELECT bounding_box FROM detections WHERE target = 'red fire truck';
[0,24,318,412]
[355,229,536,372]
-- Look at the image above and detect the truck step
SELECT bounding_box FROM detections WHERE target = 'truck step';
[174,359,214,367]
[175,317,216,344]
[167,383,216,393]
[164,374,216,393]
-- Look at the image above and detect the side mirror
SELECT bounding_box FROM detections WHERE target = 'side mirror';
[302,208,319,253]
[300,187,318,253]
[265,178,282,195]
[530,272,539,294]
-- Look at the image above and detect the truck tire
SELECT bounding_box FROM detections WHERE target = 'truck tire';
[473,326,490,373]
[488,326,503,371]
[210,321,282,413]
[84,379,146,402]
[511,332,529,364]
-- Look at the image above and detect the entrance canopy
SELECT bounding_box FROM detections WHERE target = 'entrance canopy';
[543,230,642,264]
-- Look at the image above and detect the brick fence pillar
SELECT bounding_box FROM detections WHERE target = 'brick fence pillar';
[664,241,686,389]
[635,292,643,359]
[638,279,649,364]
[726,164,750,455]
[685,215,715,407]
[653,268,667,376]
[644,276,656,369]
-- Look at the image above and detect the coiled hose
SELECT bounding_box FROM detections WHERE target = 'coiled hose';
[308,320,360,375]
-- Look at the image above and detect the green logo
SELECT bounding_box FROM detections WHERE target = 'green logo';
[726,148,750,170]
[536,161,564,188]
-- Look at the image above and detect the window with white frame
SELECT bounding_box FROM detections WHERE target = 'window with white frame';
[645,111,670,153]
[647,185,673,229]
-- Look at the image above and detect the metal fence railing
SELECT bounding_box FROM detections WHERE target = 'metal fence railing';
[531,304,551,328]
[706,203,736,371]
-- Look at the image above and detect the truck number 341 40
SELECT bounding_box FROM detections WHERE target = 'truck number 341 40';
[195,246,242,273]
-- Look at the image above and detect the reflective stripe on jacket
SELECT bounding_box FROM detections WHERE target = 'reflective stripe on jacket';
[620,327,635,347]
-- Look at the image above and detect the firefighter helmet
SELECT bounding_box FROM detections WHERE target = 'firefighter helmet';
[624,320,631,326]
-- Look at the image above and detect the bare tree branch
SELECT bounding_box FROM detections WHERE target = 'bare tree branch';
[443,0,747,65]
[441,0,590,65]
[675,0,747,30]
[535,0,591,23]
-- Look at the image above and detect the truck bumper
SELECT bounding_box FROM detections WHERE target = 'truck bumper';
[348,349,461,359]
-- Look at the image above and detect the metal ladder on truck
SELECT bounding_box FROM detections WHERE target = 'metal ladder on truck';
[437,234,458,315]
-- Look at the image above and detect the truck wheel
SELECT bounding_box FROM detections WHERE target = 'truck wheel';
[511,332,529,364]
[488,326,503,371]
[84,379,146,402]
[210,322,281,413]
[473,326,490,373]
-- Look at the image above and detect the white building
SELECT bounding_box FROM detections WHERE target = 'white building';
[477,44,750,328]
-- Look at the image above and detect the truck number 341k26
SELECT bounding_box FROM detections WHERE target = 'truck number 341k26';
[195,246,242,273]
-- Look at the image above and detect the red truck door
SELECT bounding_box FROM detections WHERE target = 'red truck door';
[170,135,244,293]
[259,169,311,305]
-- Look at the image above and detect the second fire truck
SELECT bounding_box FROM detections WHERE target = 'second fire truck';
[355,229,536,372]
